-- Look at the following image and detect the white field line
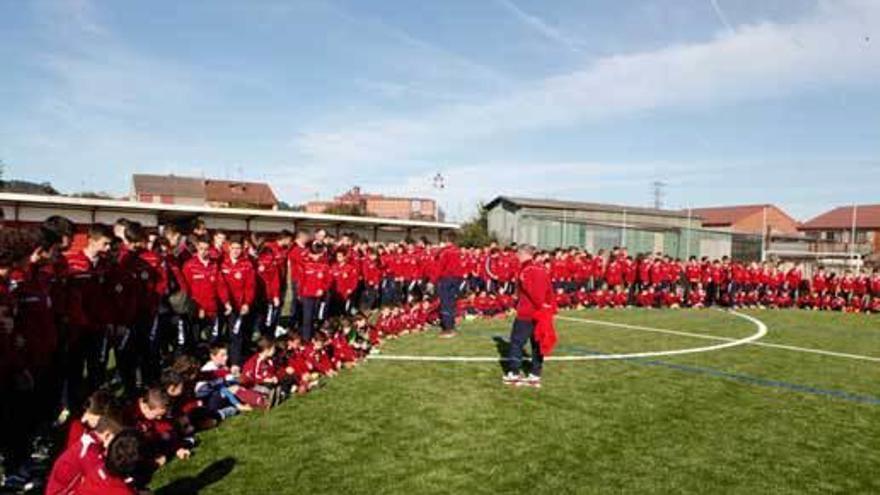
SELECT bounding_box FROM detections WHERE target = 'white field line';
[557,313,880,363]
[368,310,767,363]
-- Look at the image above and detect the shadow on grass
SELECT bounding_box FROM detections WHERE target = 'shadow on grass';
[492,336,532,374]
[154,457,237,495]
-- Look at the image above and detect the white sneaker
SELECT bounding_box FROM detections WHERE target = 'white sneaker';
[502,372,522,385]
[518,374,542,388]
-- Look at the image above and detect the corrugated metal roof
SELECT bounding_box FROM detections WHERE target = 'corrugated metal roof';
[0,192,459,230]
[800,205,880,230]
[485,196,692,219]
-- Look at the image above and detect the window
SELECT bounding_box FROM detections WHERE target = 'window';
[411,200,421,212]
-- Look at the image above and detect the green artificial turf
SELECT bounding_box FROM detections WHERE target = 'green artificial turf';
[151,309,880,495]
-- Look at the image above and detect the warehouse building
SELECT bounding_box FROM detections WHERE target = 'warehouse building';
[485,196,761,260]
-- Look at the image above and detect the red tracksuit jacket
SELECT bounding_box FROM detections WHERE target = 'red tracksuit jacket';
[516,261,552,321]
[287,244,308,286]
[65,251,112,331]
[299,260,331,299]
[136,249,166,320]
[331,262,359,300]
[436,245,464,279]
[45,431,104,495]
[219,256,256,311]
[254,247,281,302]
[360,258,382,288]
[182,257,222,317]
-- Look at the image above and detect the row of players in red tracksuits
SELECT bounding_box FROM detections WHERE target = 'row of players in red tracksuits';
[43,299,443,494]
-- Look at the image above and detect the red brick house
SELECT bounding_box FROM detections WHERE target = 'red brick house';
[305,187,437,220]
[799,204,880,255]
[131,174,278,210]
[689,204,800,235]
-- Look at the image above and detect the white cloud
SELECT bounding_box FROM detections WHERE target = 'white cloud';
[293,0,880,164]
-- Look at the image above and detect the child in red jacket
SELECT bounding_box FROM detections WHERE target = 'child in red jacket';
[65,390,119,450]
[46,415,123,495]
[240,336,281,403]
[73,430,140,495]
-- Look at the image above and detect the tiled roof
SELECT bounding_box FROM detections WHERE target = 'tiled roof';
[800,205,880,230]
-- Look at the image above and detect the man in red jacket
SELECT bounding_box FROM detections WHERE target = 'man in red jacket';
[359,248,382,311]
[181,236,230,349]
[504,245,553,388]
[435,231,464,338]
[218,235,256,366]
[331,249,359,315]
[65,224,114,406]
[298,242,331,341]
[285,230,310,329]
[251,232,281,336]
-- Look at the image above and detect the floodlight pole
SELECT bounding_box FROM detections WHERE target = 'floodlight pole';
[760,205,768,262]
[850,204,858,264]
[432,172,445,222]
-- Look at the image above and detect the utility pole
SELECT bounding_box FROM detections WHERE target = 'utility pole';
[652,181,666,210]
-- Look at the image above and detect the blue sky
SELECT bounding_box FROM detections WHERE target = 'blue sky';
[0,0,878,221]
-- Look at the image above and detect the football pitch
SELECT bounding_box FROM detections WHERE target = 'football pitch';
[152,309,880,494]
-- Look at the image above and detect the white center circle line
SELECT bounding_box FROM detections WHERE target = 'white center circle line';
[367,310,767,363]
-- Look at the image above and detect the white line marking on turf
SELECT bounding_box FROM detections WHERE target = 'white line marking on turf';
[368,310,767,362]
[558,313,880,363]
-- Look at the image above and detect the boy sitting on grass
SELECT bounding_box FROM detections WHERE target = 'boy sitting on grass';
[195,342,253,419]
[75,429,141,495]
[65,389,119,449]
[124,387,190,486]
[46,415,124,495]
[240,336,282,407]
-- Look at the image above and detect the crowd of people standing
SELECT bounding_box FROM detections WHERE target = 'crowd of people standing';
[0,215,877,492]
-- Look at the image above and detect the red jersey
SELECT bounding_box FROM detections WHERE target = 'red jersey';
[605,260,623,287]
[331,262,359,300]
[46,431,104,495]
[287,243,309,285]
[254,247,281,302]
[241,353,277,387]
[219,256,256,311]
[436,244,464,279]
[65,251,112,330]
[360,257,382,288]
[299,260,331,298]
[73,464,135,495]
[136,249,166,317]
[181,256,222,317]
[516,261,552,321]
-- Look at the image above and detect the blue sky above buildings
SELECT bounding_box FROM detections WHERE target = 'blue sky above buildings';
[0,0,877,221]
